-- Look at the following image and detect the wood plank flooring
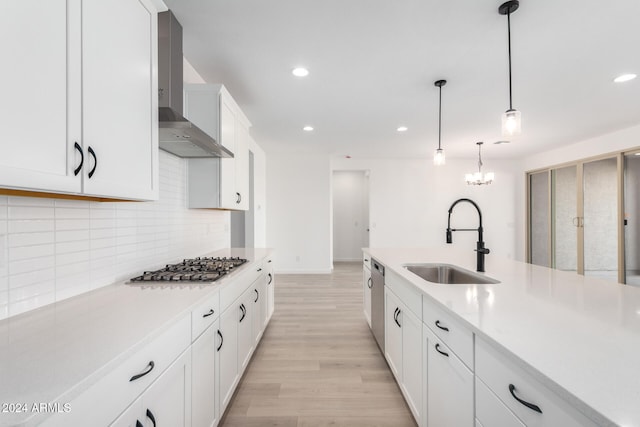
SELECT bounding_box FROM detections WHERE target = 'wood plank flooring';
[220,262,417,427]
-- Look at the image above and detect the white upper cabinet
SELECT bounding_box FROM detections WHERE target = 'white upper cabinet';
[81,0,158,200]
[185,84,250,210]
[0,0,159,201]
[0,0,79,194]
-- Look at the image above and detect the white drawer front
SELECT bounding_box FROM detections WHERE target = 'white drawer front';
[42,314,191,427]
[191,290,220,341]
[476,377,525,427]
[362,252,371,269]
[220,261,263,309]
[476,337,598,427]
[423,295,473,369]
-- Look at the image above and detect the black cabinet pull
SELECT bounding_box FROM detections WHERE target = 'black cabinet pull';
[236,192,241,203]
[87,146,97,178]
[217,330,223,351]
[394,308,401,328]
[129,360,155,382]
[203,309,214,318]
[146,408,156,427]
[257,268,262,272]
[367,277,372,289]
[136,421,143,427]
[509,384,543,414]
[73,142,83,176]
[435,343,449,357]
[435,320,449,332]
[239,304,246,322]
[254,289,259,302]
[268,273,273,284]
[364,258,369,262]
[268,259,272,263]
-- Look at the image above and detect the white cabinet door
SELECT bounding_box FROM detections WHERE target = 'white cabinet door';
[363,265,372,327]
[219,98,237,208]
[384,288,402,380]
[81,0,157,200]
[234,119,250,210]
[476,377,525,427]
[252,274,267,346]
[266,259,275,321]
[109,398,143,427]
[401,306,422,422]
[425,326,474,427]
[0,0,80,194]
[218,304,239,413]
[192,324,218,427]
[237,286,255,373]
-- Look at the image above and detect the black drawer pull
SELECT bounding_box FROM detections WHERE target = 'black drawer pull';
[394,307,401,328]
[146,408,156,427]
[239,304,246,322]
[257,268,262,272]
[129,361,155,382]
[87,146,97,178]
[203,308,214,318]
[435,343,449,357]
[364,258,369,262]
[509,384,542,414]
[367,277,372,289]
[254,289,259,302]
[268,259,272,263]
[268,273,273,284]
[74,142,83,176]
[136,421,143,427]
[217,329,223,351]
[236,192,241,203]
[435,320,449,332]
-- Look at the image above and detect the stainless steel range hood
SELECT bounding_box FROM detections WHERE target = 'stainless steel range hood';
[158,11,233,158]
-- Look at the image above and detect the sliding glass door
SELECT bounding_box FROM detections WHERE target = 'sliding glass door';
[528,153,628,284]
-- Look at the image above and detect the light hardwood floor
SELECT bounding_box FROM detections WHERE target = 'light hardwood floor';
[220,262,418,427]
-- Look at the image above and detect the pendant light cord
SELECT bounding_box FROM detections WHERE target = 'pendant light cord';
[438,85,443,150]
[507,11,513,110]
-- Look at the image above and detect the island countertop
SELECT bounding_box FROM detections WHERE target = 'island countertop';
[364,246,640,427]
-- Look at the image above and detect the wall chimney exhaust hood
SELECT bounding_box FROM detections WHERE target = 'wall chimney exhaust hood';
[158,11,233,158]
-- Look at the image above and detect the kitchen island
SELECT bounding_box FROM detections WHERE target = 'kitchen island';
[365,247,640,427]
[0,248,274,427]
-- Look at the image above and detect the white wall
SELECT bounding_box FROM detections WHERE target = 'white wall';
[0,151,229,320]
[266,153,331,273]
[249,137,267,247]
[332,171,369,261]
[333,157,522,263]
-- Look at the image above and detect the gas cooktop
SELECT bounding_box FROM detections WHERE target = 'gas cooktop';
[130,256,248,283]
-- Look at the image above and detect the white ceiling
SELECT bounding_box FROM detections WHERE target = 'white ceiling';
[164,0,640,160]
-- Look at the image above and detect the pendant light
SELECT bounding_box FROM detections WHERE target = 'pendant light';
[465,142,494,185]
[433,79,447,165]
[499,0,521,137]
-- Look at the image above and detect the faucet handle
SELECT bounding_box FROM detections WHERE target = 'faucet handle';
[446,228,452,244]
[475,248,490,254]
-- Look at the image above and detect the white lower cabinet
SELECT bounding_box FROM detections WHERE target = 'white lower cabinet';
[218,301,240,415]
[424,325,474,427]
[192,323,219,427]
[384,287,422,422]
[252,273,268,346]
[266,258,275,320]
[111,348,192,427]
[238,285,256,372]
[363,263,372,327]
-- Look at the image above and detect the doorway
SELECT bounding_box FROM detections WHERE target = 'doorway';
[332,170,370,262]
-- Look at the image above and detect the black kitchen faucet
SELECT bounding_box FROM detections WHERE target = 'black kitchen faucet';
[446,198,490,272]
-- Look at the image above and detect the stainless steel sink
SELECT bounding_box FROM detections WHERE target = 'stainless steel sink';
[404,263,500,285]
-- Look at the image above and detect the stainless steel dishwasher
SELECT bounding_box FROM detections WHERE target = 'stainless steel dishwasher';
[370,258,385,353]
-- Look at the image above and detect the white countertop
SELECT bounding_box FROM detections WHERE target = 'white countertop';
[365,246,640,427]
[0,248,273,427]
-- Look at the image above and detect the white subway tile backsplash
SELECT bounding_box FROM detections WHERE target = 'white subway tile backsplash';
[0,151,230,321]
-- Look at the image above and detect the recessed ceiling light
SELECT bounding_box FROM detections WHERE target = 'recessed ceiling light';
[292,67,309,77]
[303,126,314,131]
[397,126,408,132]
[614,73,637,83]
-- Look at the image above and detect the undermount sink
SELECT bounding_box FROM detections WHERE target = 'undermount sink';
[404,263,500,285]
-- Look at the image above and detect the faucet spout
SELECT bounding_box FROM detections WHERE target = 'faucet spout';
[446,198,490,272]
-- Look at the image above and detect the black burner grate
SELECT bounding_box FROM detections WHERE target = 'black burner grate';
[130,256,248,283]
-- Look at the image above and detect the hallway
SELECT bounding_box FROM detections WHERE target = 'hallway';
[220,262,417,427]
